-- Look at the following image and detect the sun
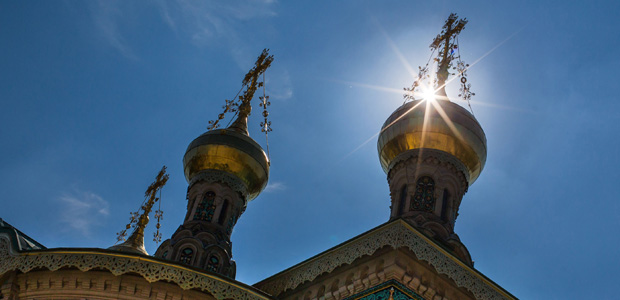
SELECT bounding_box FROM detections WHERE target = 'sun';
[416,83,437,103]
[422,87,437,103]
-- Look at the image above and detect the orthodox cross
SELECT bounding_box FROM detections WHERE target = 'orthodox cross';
[430,13,467,97]
[208,49,274,136]
[229,49,274,134]
[113,166,169,254]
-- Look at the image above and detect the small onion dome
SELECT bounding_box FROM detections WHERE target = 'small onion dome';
[377,100,487,185]
[183,129,269,201]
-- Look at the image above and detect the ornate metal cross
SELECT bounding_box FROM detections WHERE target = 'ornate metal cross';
[113,166,169,254]
[208,49,274,134]
[430,13,467,95]
[229,49,274,134]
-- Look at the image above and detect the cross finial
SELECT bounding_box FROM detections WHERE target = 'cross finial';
[403,13,470,103]
[110,166,169,255]
[228,49,274,135]
[207,49,274,135]
[431,13,467,98]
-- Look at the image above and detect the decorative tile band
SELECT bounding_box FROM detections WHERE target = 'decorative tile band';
[343,280,424,300]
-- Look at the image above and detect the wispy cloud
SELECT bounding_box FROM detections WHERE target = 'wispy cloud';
[267,67,293,100]
[57,189,110,236]
[90,1,137,59]
[264,181,286,193]
[156,0,277,46]
[88,0,292,97]
[155,1,293,100]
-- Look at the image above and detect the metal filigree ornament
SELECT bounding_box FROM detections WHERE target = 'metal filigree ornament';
[455,46,475,113]
[208,99,239,130]
[116,211,140,242]
[403,65,431,103]
[116,230,128,242]
[259,92,271,133]
[153,208,163,243]
[403,13,475,113]
[260,98,271,133]
[259,71,272,157]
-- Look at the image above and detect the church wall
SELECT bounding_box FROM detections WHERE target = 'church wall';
[276,247,475,300]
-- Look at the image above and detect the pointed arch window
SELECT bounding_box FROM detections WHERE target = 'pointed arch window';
[194,191,216,222]
[179,247,194,264]
[206,255,220,272]
[411,176,436,212]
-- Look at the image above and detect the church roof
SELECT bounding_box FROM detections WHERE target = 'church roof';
[0,244,273,300]
[254,219,516,300]
[0,217,46,252]
[0,218,272,300]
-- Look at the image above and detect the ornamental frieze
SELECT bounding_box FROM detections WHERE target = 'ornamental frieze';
[0,236,269,300]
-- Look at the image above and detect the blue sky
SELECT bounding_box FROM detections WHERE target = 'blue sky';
[2,1,619,299]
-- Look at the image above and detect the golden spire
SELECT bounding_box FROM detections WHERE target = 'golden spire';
[207,49,274,136]
[110,166,169,255]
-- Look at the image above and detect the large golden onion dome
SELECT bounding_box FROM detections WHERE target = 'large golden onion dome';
[183,49,273,201]
[183,128,269,201]
[377,99,487,185]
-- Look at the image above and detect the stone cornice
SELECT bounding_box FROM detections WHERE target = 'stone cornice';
[254,220,514,300]
[0,235,271,300]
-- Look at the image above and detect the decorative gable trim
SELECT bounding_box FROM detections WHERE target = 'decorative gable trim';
[343,280,424,300]
[255,220,513,300]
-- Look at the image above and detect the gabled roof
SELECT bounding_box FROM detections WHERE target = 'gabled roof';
[0,217,46,251]
[254,219,516,300]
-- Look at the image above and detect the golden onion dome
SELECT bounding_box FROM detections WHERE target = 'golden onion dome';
[183,129,269,201]
[377,99,487,185]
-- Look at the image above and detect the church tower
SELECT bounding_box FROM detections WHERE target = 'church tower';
[155,50,273,278]
[377,14,486,266]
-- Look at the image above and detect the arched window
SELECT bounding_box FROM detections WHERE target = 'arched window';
[218,200,229,225]
[194,191,216,222]
[411,176,435,212]
[162,251,168,259]
[441,188,451,222]
[179,247,194,264]
[397,185,407,215]
[206,255,219,272]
